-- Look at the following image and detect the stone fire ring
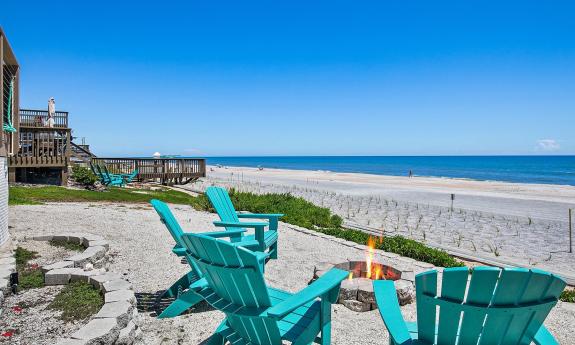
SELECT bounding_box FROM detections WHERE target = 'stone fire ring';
[30,233,141,345]
[312,261,415,312]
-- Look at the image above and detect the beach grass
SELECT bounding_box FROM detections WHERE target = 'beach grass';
[9,185,463,267]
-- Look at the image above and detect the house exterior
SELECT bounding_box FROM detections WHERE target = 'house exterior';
[0,27,20,248]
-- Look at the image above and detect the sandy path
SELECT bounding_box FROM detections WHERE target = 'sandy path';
[8,203,575,344]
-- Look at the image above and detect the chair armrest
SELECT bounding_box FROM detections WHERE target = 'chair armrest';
[172,245,187,256]
[533,325,559,345]
[199,229,246,238]
[373,280,412,345]
[267,268,348,318]
[237,213,284,219]
[213,221,268,228]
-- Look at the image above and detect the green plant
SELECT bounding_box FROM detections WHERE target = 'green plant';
[49,239,84,251]
[71,165,98,187]
[15,247,38,269]
[48,281,104,320]
[561,289,575,303]
[18,268,44,290]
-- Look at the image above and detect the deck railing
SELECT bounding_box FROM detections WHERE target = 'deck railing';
[10,127,71,168]
[19,109,69,128]
[92,157,206,184]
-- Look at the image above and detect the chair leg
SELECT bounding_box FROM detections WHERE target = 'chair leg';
[158,289,203,318]
[270,242,278,260]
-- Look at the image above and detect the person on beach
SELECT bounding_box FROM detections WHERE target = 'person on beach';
[409,169,413,178]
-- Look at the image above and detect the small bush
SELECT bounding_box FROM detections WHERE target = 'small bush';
[48,281,104,320]
[561,289,575,303]
[71,165,98,187]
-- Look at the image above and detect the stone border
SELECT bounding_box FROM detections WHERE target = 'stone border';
[28,233,140,345]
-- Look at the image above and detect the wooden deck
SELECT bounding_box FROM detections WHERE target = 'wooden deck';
[19,109,69,128]
[92,157,206,185]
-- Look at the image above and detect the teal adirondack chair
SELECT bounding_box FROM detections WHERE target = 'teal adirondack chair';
[206,186,283,259]
[180,230,348,345]
[103,165,138,183]
[150,199,270,318]
[373,267,566,345]
[94,164,124,186]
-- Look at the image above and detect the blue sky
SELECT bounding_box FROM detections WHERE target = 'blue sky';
[1,1,574,156]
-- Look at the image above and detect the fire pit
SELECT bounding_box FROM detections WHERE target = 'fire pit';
[311,238,415,312]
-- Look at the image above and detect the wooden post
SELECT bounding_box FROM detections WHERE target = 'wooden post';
[569,208,573,253]
[450,194,455,212]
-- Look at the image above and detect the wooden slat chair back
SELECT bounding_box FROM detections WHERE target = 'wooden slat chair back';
[375,266,566,345]
[180,232,283,345]
[150,199,186,247]
[206,186,241,224]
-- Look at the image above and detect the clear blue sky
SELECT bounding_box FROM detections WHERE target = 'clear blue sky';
[1,1,574,156]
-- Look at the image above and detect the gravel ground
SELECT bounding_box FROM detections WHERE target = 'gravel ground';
[0,285,87,345]
[17,239,80,267]
[8,202,575,344]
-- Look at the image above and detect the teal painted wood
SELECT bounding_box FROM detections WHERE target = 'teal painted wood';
[373,267,566,345]
[94,164,124,186]
[206,186,283,258]
[180,230,347,345]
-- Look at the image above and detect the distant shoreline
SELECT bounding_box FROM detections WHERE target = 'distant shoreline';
[205,155,575,187]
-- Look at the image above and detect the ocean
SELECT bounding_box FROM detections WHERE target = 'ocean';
[204,156,575,186]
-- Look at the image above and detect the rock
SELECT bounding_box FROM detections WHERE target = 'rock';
[52,234,70,243]
[71,318,119,344]
[42,261,74,274]
[87,240,109,250]
[338,279,359,302]
[357,279,375,304]
[67,246,106,268]
[45,268,83,285]
[89,273,122,290]
[395,280,415,305]
[32,235,54,241]
[70,270,103,283]
[102,279,132,293]
[116,320,137,345]
[95,301,133,328]
[341,299,371,312]
[105,290,136,305]
[81,235,105,248]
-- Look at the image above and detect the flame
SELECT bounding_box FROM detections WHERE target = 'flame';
[348,272,353,281]
[366,236,376,279]
[374,266,382,280]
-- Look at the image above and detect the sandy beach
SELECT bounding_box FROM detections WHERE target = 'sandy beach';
[187,166,575,277]
[8,202,575,344]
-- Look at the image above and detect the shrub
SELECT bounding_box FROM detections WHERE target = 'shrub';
[71,165,98,187]
[48,281,104,320]
[227,189,343,229]
[561,289,575,303]
[15,247,38,269]
[49,239,84,251]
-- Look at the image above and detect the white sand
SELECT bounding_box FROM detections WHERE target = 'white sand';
[8,203,575,344]
[187,166,575,278]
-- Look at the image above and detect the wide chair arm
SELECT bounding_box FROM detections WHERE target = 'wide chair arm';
[267,268,348,319]
[199,229,246,241]
[373,280,412,345]
[213,221,269,249]
[237,213,283,230]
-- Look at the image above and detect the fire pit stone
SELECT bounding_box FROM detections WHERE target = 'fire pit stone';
[312,259,417,312]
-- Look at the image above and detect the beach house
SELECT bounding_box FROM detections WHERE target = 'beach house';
[0,27,19,247]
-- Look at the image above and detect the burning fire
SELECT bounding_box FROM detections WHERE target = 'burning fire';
[365,236,376,279]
